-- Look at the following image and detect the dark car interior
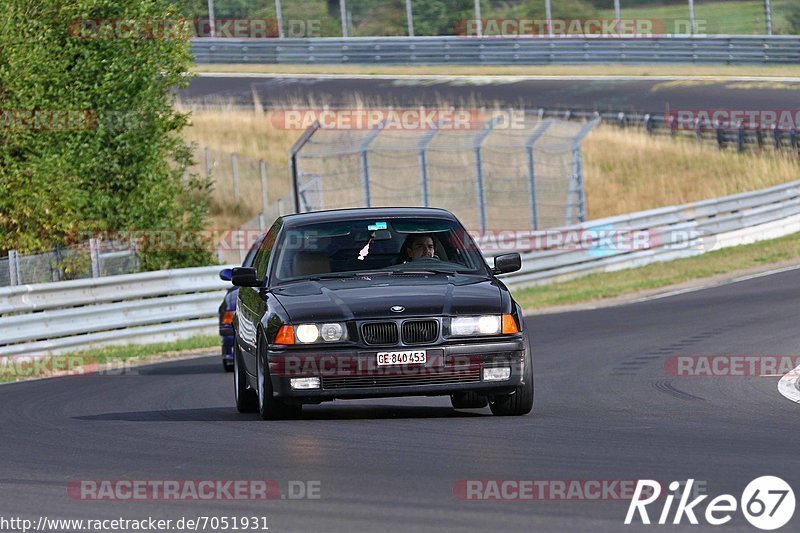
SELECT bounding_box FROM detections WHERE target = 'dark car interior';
[274,220,482,281]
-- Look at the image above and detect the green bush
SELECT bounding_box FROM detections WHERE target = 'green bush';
[787,3,800,34]
[0,0,211,269]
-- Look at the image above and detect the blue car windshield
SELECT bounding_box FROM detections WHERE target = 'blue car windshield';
[270,217,488,283]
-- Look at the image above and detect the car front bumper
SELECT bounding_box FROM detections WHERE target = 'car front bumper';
[266,337,528,402]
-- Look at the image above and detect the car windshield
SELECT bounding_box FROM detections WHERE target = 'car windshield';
[270,217,488,283]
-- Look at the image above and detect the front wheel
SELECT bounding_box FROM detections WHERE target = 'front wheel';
[489,341,534,416]
[257,333,302,420]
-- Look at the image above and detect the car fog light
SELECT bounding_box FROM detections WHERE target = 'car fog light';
[483,367,511,381]
[290,377,321,390]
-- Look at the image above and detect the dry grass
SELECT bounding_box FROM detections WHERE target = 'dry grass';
[182,107,298,230]
[583,127,800,218]
[182,107,800,230]
[192,63,800,78]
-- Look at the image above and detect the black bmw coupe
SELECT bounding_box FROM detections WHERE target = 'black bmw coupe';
[231,207,532,419]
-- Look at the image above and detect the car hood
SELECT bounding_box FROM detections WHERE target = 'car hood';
[270,274,503,322]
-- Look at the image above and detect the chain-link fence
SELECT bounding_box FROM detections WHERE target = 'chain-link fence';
[287,116,598,234]
[0,241,139,288]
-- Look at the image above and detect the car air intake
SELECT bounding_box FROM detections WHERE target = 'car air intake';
[402,320,439,344]
[361,322,399,345]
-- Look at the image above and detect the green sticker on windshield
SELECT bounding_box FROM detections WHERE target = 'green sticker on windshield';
[368,222,387,231]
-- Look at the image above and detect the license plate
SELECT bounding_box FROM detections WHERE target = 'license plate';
[376,350,427,366]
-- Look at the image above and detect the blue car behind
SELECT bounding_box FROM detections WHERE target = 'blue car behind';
[218,234,265,372]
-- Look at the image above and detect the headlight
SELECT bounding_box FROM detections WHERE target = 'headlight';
[294,323,347,343]
[320,323,345,342]
[450,314,519,336]
[451,315,501,336]
[295,324,320,343]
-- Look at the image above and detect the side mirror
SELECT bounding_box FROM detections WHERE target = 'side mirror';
[219,268,233,282]
[493,253,521,275]
[231,267,262,287]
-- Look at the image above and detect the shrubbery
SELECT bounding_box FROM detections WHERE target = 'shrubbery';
[0,0,212,269]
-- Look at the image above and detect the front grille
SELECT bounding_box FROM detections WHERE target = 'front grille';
[402,320,439,344]
[361,322,399,345]
[322,366,481,389]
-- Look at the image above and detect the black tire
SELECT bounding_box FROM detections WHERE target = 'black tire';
[234,340,258,413]
[489,338,534,416]
[257,332,302,420]
[450,391,488,409]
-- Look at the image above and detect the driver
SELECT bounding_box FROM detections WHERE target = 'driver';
[403,233,436,261]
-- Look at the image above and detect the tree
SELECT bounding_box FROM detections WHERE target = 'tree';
[0,0,211,269]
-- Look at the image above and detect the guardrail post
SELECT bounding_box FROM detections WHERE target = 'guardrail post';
[765,0,773,35]
[473,118,500,234]
[790,129,798,154]
[8,250,20,286]
[231,153,240,200]
[566,118,600,224]
[644,114,653,135]
[525,120,553,231]
[738,122,746,152]
[340,0,348,37]
[694,118,702,142]
[288,121,320,213]
[259,159,269,219]
[773,126,782,151]
[89,238,101,278]
[715,122,725,150]
[275,0,284,38]
[417,128,439,207]
[755,126,764,150]
[359,123,386,208]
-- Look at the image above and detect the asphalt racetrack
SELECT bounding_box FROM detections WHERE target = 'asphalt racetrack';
[182,74,800,113]
[1,267,798,532]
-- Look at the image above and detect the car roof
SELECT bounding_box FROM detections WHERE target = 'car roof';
[280,207,458,228]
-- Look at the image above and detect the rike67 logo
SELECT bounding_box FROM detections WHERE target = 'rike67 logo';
[625,477,795,530]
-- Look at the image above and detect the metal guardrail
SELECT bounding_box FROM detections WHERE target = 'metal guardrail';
[191,36,800,65]
[2,179,800,357]
[0,266,232,357]
[536,109,800,154]
[498,180,800,286]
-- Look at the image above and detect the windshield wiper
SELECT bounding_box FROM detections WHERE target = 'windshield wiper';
[388,268,463,275]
